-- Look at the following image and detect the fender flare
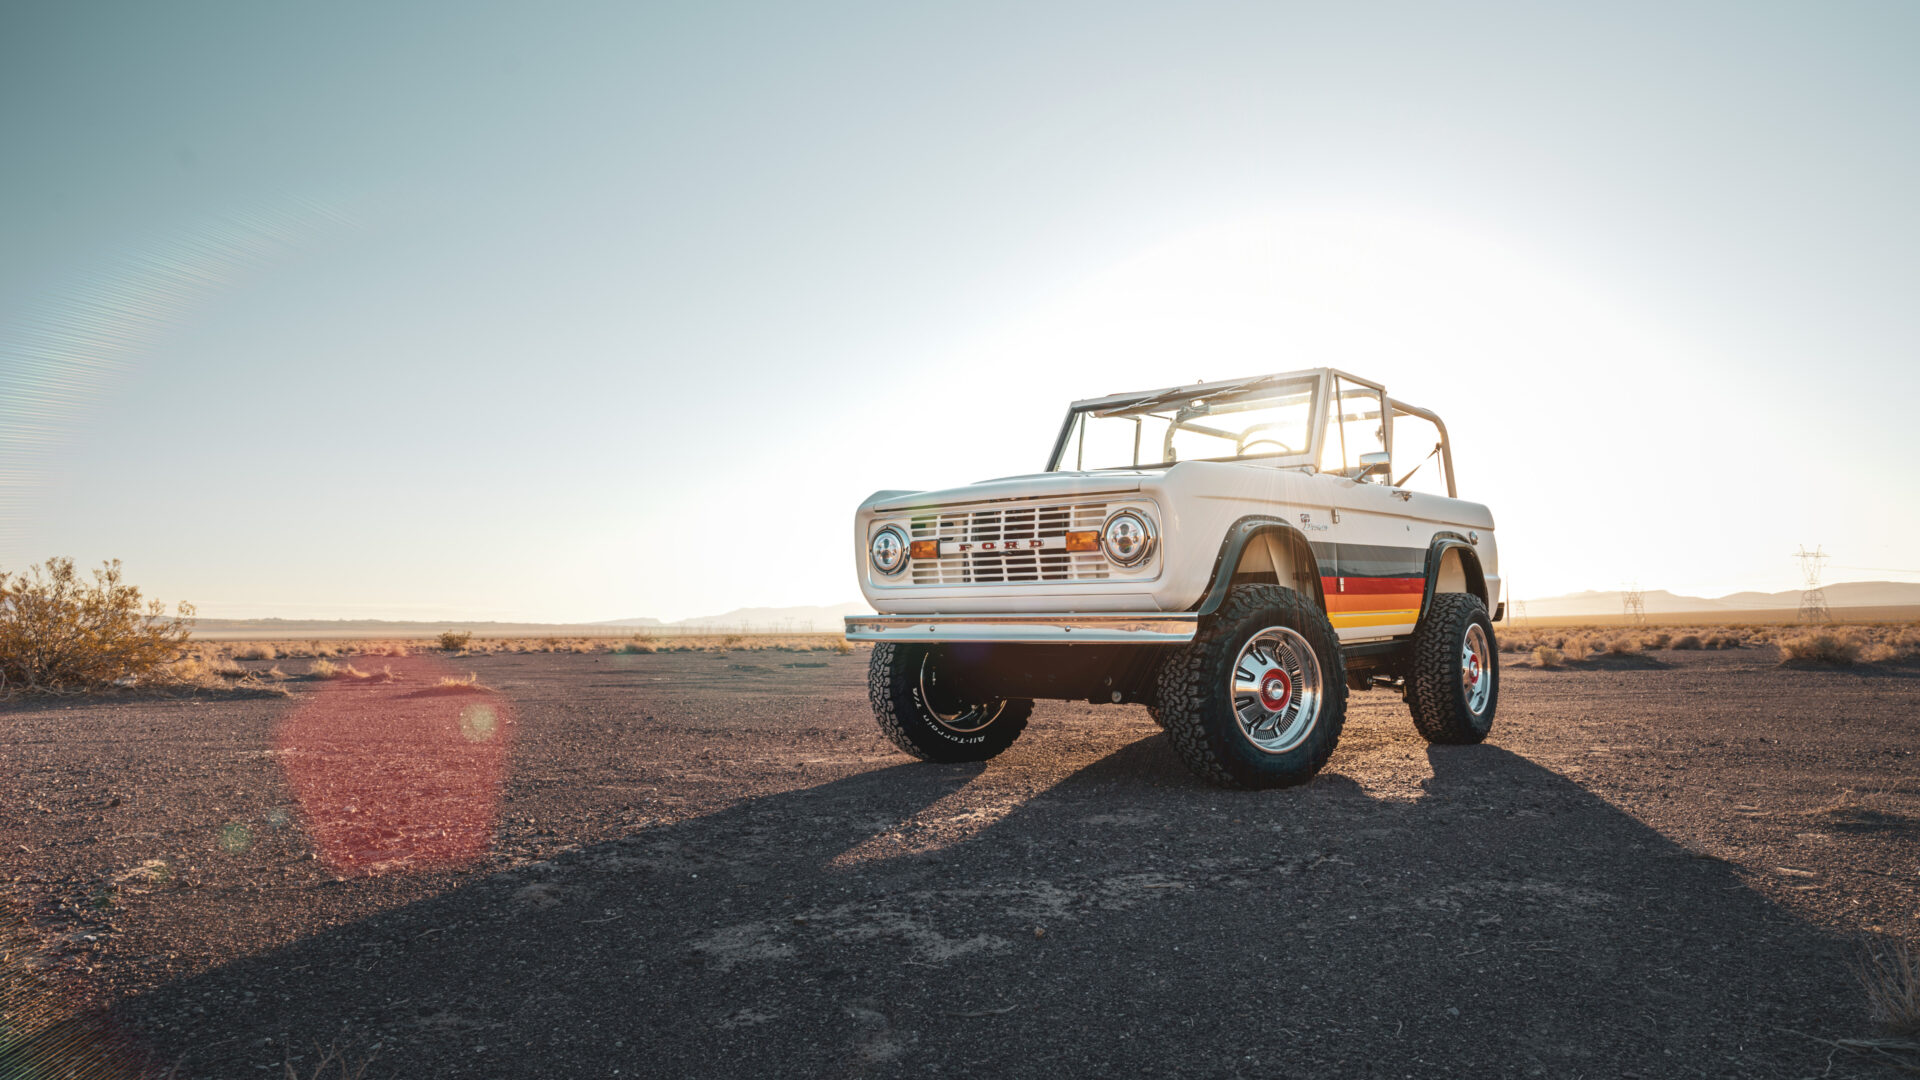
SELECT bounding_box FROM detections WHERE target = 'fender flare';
[1193,516,1328,617]
[1419,534,1489,625]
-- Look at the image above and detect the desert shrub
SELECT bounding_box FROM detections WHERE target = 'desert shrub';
[834,638,855,655]
[1778,630,1863,665]
[1499,630,1536,653]
[307,658,341,679]
[233,642,277,660]
[438,630,473,652]
[162,655,287,696]
[166,656,212,682]
[613,639,655,654]
[413,671,493,696]
[1859,626,1920,664]
[1672,634,1702,650]
[1561,636,1591,662]
[0,558,194,691]
[1854,938,1920,1036]
[1647,632,1671,649]
[1531,646,1564,668]
[1604,635,1641,655]
[266,665,289,680]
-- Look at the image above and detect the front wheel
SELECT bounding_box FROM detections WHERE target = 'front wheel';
[1406,593,1498,744]
[1156,584,1348,789]
[868,643,1032,763]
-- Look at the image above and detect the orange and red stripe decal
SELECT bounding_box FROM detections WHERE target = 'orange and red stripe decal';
[1321,574,1422,628]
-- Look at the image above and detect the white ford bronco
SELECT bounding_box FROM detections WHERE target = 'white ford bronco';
[845,369,1501,789]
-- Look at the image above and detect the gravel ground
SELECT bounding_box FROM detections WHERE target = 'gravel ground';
[3,645,1917,1078]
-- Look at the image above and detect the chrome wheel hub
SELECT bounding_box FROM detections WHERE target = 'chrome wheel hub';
[919,655,1005,734]
[1462,623,1492,715]
[1229,626,1323,754]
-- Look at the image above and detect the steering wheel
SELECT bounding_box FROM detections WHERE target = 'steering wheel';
[1238,437,1295,456]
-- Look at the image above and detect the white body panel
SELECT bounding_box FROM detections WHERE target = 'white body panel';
[855,461,1497,642]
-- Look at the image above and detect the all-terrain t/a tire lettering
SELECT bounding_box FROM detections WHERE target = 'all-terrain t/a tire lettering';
[868,641,1032,762]
[1156,584,1348,788]
[1406,592,1499,744]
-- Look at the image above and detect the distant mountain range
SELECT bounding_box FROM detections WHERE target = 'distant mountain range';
[593,602,872,631]
[191,602,877,639]
[180,583,1920,639]
[1518,580,1920,617]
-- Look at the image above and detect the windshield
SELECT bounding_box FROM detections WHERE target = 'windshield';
[1051,377,1321,471]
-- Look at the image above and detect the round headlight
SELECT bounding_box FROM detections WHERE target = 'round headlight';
[1101,510,1155,567]
[870,525,909,575]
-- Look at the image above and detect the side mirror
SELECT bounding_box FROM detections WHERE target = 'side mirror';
[1358,451,1390,480]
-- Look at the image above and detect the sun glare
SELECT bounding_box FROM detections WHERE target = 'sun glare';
[902,210,1702,601]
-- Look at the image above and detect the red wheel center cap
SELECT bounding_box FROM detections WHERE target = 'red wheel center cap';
[1467,658,1481,684]
[1259,669,1293,712]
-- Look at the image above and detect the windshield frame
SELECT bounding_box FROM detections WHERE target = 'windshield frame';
[1045,370,1334,473]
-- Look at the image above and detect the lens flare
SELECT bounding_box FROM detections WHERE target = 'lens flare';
[277,652,512,875]
[460,703,499,743]
[0,199,352,558]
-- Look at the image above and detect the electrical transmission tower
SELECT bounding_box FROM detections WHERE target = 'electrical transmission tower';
[1794,546,1831,623]
[1622,582,1645,624]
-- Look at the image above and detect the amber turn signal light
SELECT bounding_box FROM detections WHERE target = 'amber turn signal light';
[1064,530,1100,552]
[909,540,939,559]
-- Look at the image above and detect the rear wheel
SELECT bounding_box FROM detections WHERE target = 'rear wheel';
[868,642,1032,762]
[1407,593,1498,744]
[1156,585,1348,789]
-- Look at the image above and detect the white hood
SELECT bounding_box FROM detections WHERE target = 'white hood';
[868,470,1156,513]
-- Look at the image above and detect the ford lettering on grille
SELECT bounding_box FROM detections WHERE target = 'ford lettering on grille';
[904,501,1118,585]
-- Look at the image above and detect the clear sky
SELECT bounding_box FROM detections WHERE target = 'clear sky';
[3,2,1916,622]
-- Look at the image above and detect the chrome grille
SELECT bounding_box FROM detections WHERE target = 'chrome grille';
[907,502,1113,584]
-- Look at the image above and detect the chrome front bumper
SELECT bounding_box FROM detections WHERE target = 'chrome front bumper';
[844,612,1198,645]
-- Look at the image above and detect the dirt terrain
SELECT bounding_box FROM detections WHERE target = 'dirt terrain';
[4,645,1918,1078]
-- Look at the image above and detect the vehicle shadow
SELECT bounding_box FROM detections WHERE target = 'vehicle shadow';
[109,736,1870,1079]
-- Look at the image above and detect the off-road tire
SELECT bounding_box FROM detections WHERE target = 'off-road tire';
[1407,593,1498,744]
[1155,584,1348,789]
[869,642,1032,763]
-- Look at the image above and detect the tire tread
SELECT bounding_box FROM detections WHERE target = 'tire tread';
[1155,585,1347,789]
[868,642,1031,762]
[1406,593,1497,744]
